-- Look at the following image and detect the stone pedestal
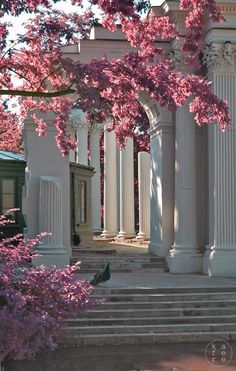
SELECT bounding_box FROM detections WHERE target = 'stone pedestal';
[22,116,70,266]
[90,126,102,233]
[137,151,150,240]
[117,138,135,238]
[34,176,68,267]
[148,120,175,257]
[203,42,236,277]
[101,129,118,237]
[167,103,202,273]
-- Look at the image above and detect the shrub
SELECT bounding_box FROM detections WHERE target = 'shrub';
[0,213,99,363]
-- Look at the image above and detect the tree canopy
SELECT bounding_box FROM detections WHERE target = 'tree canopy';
[0,0,231,154]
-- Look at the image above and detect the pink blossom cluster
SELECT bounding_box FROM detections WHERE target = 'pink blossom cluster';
[0,219,100,363]
[0,0,231,154]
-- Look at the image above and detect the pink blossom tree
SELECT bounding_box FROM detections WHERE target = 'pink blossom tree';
[0,0,231,154]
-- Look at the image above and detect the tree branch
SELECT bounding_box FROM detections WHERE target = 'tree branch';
[0,88,75,97]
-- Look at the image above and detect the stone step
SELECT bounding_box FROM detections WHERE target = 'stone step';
[61,331,236,346]
[71,256,165,262]
[66,314,236,326]
[80,307,236,318]
[73,262,167,268]
[92,292,236,302]
[72,248,117,255]
[93,287,236,294]
[65,322,236,335]
[97,299,236,309]
[78,268,169,273]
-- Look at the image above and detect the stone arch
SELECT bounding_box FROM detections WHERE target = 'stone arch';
[138,91,160,128]
[138,91,174,128]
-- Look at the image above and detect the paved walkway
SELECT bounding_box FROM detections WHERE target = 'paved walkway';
[6,343,236,370]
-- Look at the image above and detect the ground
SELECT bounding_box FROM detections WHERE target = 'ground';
[5,342,236,370]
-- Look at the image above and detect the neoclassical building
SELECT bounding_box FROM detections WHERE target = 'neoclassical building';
[22,1,236,277]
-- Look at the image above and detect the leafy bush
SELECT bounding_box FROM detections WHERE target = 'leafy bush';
[0,213,99,363]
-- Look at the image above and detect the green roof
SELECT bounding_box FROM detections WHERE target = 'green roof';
[0,151,25,162]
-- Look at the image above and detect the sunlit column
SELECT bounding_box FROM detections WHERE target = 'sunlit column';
[137,151,150,240]
[117,138,135,238]
[101,129,118,237]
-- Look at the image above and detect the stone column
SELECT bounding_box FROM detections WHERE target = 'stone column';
[76,123,88,166]
[148,119,175,258]
[90,125,102,233]
[33,176,68,267]
[202,42,236,277]
[167,103,202,273]
[101,129,118,237]
[117,138,135,238]
[137,151,150,240]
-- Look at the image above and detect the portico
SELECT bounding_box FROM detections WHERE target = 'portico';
[21,1,236,278]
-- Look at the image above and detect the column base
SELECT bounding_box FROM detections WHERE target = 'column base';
[92,229,102,235]
[167,247,202,273]
[136,232,150,241]
[33,246,69,267]
[117,232,136,239]
[148,242,169,258]
[203,246,236,277]
[100,231,117,238]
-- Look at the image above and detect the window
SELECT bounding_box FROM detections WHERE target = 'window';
[0,178,16,218]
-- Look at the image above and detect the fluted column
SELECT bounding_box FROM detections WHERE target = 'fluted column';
[76,123,88,166]
[118,138,135,238]
[90,125,102,232]
[167,103,201,273]
[34,176,68,267]
[148,119,175,258]
[203,42,236,277]
[137,151,150,240]
[22,114,70,267]
[101,129,118,237]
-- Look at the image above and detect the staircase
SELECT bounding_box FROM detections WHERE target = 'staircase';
[63,245,236,346]
[71,251,168,273]
[63,286,236,346]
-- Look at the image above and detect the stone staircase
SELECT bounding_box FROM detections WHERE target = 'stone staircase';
[63,286,236,346]
[71,248,168,273]
[64,246,236,346]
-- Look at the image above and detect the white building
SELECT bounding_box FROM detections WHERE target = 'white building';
[23,1,236,277]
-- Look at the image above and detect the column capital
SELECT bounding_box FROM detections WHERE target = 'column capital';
[168,49,187,70]
[89,123,104,135]
[148,121,174,138]
[72,121,89,131]
[202,42,236,73]
[70,108,89,129]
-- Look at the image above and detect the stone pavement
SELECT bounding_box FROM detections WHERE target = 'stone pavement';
[5,342,236,371]
[76,271,236,289]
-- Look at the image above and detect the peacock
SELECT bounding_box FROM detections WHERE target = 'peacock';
[90,263,111,286]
